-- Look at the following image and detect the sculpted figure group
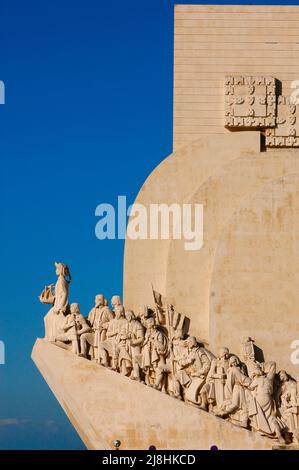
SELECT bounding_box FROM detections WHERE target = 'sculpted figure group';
[39,263,299,446]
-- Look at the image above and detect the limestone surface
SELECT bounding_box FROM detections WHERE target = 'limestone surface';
[32,339,274,450]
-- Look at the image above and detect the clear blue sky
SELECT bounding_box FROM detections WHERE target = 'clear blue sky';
[1,0,298,450]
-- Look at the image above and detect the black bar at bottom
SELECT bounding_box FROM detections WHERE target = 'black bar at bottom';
[0,449,298,466]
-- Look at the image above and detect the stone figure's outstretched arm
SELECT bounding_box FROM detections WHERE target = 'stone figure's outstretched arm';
[265,361,276,383]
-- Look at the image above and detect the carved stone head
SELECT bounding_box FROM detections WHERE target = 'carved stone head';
[115,305,125,319]
[278,370,288,383]
[55,262,71,282]
[219,347,229,359]
[186,336,197,349]
[229,355,239,367]
[125,310,135,322]
[145,317,155,329]
[70,303,80,314]
[95,294,104,307]
[111,295,122,308]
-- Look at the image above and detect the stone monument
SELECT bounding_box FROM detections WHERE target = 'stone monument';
[32,5,299,450]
